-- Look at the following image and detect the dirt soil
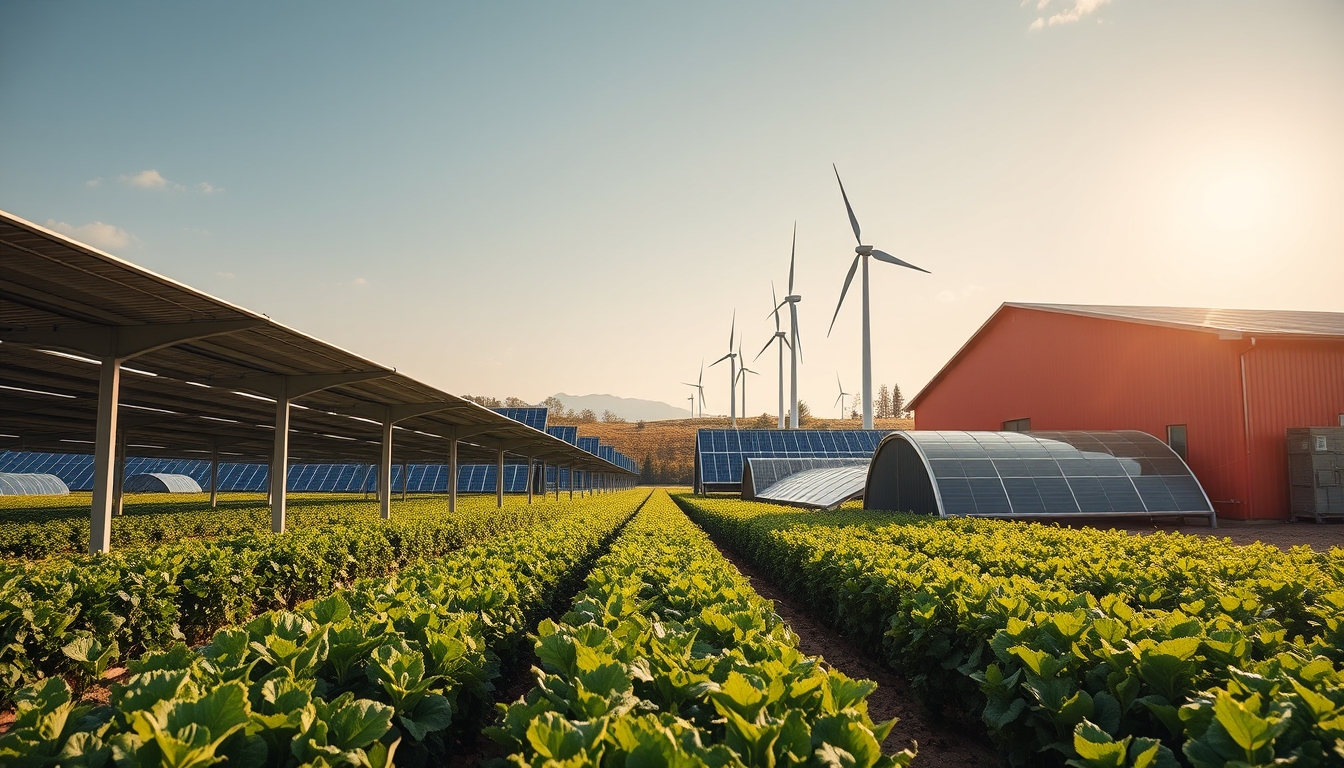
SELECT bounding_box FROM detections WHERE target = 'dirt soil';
[1112,518,1344,552]
[714,547,1001,767]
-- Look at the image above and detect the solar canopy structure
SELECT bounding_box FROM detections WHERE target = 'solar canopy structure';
[0,210,634,551]
[124,472,202,493]
[864,430,1216,526]
[695,429,891,493]
[492,407,548,431]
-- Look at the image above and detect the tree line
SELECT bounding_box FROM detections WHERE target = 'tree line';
[461,394,627,424]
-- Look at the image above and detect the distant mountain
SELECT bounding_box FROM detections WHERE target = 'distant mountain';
[550,393,691,422]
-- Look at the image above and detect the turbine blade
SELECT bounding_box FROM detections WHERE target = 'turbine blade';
[833,164,861,245]
[771,282,781,331]
[827,255,861,337]
[791,307,803,363]
[871,249,931,274]
[788,221,797,293]
[709,353,731,367]
[834,393,843,407]
[729,310,735,349]
[754,336,773,361]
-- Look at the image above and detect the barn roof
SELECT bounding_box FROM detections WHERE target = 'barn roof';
[909,303,1344,410]
[1009,304,1344,339]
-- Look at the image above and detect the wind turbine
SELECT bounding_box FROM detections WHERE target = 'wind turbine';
[834,373,854,420]
[755,282,791,429]
[827,165,930,429]
[709,311,738,428]
[769,224,804,429]
[681,361,706,418]
[736,342,759,418]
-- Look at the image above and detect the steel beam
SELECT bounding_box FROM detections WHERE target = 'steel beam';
[89,359,121,553]
[0,319,265,359]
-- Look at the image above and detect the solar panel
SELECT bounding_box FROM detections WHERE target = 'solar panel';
[755,465,869,510]
[578,437,600,455]
[546,426,578,445]
[866,430,1215,523]
[695,429,893,492]
[492,407,548,431]
[742,457,869,499]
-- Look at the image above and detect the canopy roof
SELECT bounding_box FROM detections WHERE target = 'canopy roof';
[0,210,628,474]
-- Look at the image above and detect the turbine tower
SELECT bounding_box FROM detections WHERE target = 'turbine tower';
[770,224,804,429]
[827,166,930,429]
[834,373,854,419]
[755,282,791,429]
[709,311,738,428]
[681,361,706,418]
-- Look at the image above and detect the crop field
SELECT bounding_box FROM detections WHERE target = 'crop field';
[4,488,1342,766]
[675,494,1344,767]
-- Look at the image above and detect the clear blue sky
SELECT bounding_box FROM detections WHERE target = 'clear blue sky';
[3,2,1341,417]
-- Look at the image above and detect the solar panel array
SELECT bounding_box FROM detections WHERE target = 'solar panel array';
[546,425,578,445]
[491,407,549,431]
[881,430,1212,517]
[742,457,869,498]
[754,465,870,510]
[577,437,600,454]
[696,429,891,489]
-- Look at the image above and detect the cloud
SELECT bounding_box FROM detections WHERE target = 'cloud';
[352,277,368,287]
[1030,0,1110,29]
[183,227,212,237]
[936,284,986,303]
[214,271,235,279]
[85,178,102,188]
[196,181,223,194]
[45,219,135,250]
[120,169,182,190]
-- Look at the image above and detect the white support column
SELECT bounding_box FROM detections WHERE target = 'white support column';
[363,464,372,500]
[861,255,873,430]
[89,358,122,554]
[526,456,534,504]
[209,446,219,508]
[271,399,289,533]
[568,466,574,499]
[401,462,408,502]
[111,431,126,517]
[379,419,393,520]
[496,447,505,508]
[448,432,458,514]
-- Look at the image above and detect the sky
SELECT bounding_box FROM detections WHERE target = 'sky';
[2,1,1341,419]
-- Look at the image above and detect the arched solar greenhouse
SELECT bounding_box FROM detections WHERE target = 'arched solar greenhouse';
[0,472,70,496]
[864,430,1215,526]
[124,473,204,494]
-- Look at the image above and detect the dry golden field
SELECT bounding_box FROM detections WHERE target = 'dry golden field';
[572,416,913,483]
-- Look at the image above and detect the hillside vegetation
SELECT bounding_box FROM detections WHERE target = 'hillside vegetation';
[576,416,913,484]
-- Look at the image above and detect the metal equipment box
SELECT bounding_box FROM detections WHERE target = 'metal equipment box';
[1288,427,1344,521]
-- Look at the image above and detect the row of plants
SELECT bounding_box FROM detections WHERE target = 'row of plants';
[674,495,1344,767]
[0,492,534,559]
[0,490,648,703]
[489,489,915,766]
[0,489,652,767]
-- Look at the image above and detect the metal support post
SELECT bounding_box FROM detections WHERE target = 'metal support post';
[401,462,408,502]
[89,358,122,553]
[111,431,126,517]
[568,466,574,499]
[209,446,219,508]
[379,418,393,520]
[271,398,289,532]
[496,447,505,508]
[448,431,458,513]
[526,457,534,504]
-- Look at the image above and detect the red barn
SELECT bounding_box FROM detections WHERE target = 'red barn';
[908,304,1344,521]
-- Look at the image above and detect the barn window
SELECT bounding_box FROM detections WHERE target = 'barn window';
[1002,418,1031,432]
[1167,425,1188,461]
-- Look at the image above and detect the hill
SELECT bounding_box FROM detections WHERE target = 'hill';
[550,393,690,422]
[575,415,913,484]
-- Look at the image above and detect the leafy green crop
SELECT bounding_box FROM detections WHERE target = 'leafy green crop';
[675,495,1344,766]
[0,490,651,766]
[0,491,644,705]
[490,490,914,767]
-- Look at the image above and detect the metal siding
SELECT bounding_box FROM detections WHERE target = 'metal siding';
[914,307,1253,518]
[1245,340,1344,518]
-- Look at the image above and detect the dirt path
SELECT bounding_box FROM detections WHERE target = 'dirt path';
[714,546,1001,768]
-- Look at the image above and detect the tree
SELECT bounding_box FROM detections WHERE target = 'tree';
[578,409,598,423]
[601,410,626,423]
[891,383,906,418]
[540,396,565,413]
[465,394,501,408]
[504,396,530,408]
[849,394,861,420]
[876,384,892,419]
[641,455,654,483]
[797,400,812,424]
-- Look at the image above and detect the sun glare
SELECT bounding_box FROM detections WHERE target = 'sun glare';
[1201,171,1271,231]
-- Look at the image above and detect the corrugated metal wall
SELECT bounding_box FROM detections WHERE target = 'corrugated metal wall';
[1245,340,1344,518]
[913,307,1255,518]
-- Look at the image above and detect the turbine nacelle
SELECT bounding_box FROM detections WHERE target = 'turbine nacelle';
[855,245,873,256]
[785,295,802,303]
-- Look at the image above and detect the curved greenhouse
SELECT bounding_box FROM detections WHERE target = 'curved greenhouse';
[864,430,1215,526]
[0,472,70,496]
[124,473,203,493]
